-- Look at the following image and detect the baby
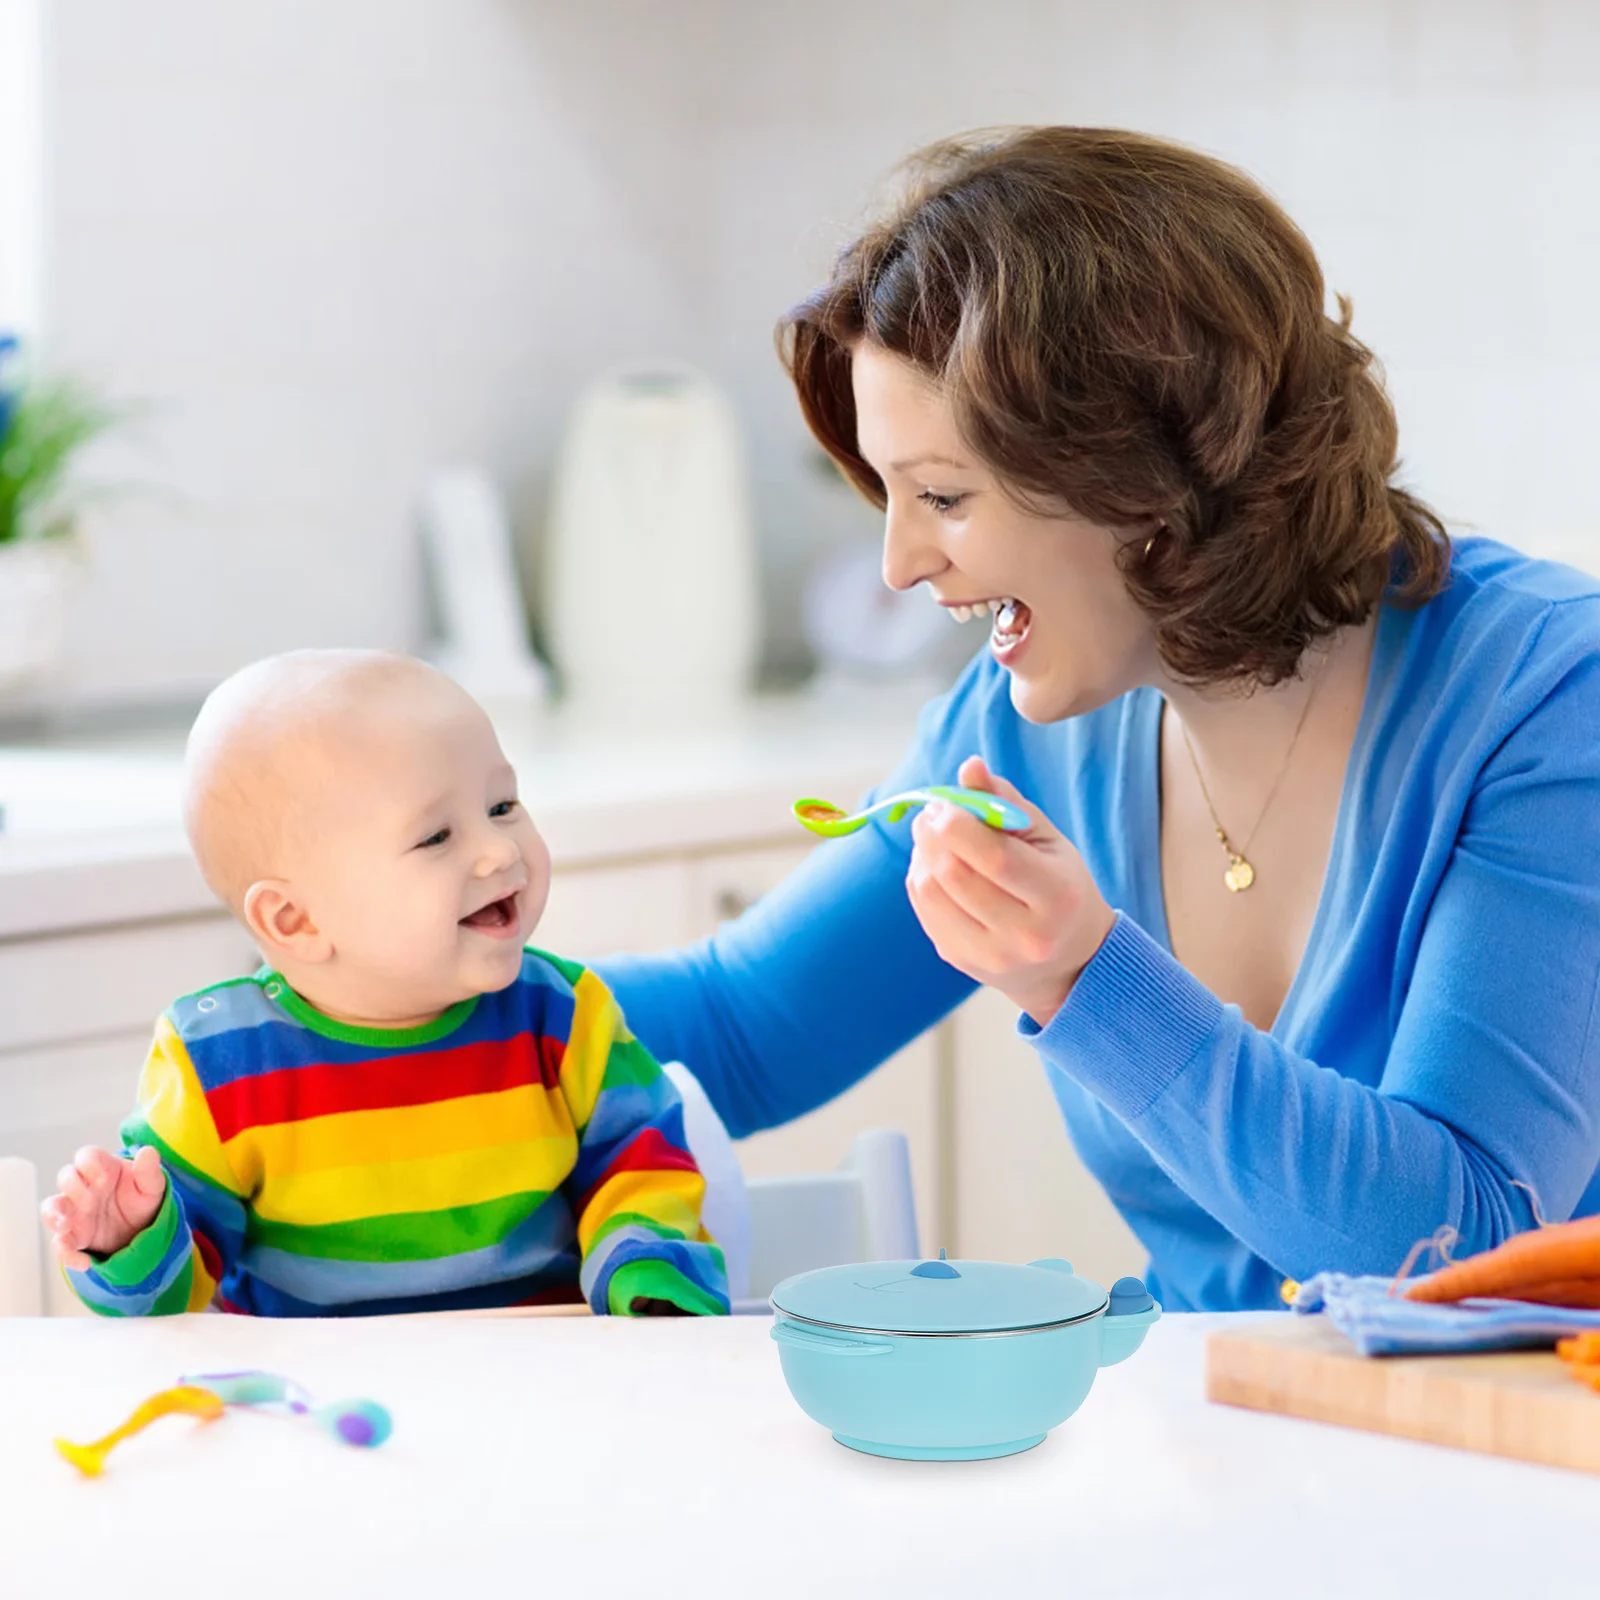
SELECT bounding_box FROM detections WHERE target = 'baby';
[40,649,728,1318]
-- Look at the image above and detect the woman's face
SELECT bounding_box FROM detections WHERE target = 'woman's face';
[850,342,1159,724]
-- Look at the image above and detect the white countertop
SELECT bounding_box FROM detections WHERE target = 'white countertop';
[0,1310,1591,1599]
[0,683,932,939]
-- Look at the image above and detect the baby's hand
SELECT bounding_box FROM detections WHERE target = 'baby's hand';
[41,1146,167,1270]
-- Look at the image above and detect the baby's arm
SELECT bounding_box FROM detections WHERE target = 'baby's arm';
[41,1145,167,1269]
[551,959,729,1316]
[50,1015,250,1316]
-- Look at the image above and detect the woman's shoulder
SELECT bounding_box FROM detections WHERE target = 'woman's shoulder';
[1441,534,1600,612]
[1384,536,1600,763]
[1402,535,1600,685]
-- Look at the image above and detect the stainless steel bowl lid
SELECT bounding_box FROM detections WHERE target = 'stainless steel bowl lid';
[769,1255,1108,1334]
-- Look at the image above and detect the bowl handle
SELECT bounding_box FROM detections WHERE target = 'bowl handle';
[770,1322,892,1357]
[1099,1305,1161,1367]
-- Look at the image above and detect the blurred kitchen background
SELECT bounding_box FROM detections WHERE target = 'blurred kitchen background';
[1,0,1598,722]
[1,0,1599,1302]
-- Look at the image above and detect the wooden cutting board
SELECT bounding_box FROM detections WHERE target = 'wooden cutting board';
[1206,1313,1600,1475]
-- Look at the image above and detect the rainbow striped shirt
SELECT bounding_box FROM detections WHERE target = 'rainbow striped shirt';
[68,948,728,1318]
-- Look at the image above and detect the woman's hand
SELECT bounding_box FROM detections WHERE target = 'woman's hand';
[906,755,1116,1028]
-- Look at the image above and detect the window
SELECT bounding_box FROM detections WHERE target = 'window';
[0,0,42,338]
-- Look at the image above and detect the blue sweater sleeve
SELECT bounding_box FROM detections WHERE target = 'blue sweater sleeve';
[596,664,988,1138]
[1027,607,1600,1280]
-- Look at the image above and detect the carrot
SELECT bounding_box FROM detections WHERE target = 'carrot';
[1483,1279,1600,1309]
[1556,1332,1600,1365]
[1403,1215,1600,1304]
[1555,1332,1600,1399]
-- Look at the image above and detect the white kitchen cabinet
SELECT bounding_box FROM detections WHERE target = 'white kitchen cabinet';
[4,1032,170,1188]
[0,914,256,1053]
[684,841,814,934]
[537,856,693,962]
[0,916,254,1184]
[950,985,1146,1286]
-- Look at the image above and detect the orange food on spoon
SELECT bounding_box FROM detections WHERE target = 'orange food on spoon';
[795,802,845,823]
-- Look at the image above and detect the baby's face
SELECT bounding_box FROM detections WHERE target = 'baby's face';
[289,692,550,1021]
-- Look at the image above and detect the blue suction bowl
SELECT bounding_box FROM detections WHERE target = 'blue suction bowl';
[769,1257,1159,1460]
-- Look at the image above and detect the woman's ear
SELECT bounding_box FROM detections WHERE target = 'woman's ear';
[241,880,332,965]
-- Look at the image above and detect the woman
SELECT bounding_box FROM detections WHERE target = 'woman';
[596,127,1600,1312]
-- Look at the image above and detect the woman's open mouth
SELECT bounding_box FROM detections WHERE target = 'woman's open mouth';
[459,892,521,939]
[945,595,1032,662]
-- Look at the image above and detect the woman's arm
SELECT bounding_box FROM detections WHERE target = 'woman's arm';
[595,660,998,1138]
[597,818,977,1138]
[1030,610,1600,1279]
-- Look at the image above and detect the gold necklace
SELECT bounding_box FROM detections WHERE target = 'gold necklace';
[1178,673,1321,894]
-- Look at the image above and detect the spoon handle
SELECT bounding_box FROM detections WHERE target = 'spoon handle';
[922,785,1032,831]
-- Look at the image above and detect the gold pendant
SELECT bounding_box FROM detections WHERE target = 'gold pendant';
[1224,855,1255,893]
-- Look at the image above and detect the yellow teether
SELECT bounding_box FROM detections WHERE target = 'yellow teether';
[54,1384,226,1478]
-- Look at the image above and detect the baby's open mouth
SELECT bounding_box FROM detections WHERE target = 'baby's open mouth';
[460,893,519,933]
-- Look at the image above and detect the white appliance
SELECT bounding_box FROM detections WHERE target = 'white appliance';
[544,365,760,728]
[418,466,548,709]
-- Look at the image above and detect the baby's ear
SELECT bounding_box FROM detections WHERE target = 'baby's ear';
[242,880,331,964]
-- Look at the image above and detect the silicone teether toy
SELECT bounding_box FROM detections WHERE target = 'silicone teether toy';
[55,1369,392,1478]
[54,1384,225,1478]
[183,1369,394,1448]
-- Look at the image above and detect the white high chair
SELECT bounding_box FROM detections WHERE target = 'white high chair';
[661,1062,919,1311]
[0,1157,43,1316]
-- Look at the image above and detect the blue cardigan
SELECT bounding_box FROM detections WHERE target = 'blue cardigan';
[598,538,1600,1311]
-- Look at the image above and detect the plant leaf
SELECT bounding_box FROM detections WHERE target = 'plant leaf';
[0,375,125,544]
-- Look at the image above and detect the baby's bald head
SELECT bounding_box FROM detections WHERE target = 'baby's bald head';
[183,649,474,915]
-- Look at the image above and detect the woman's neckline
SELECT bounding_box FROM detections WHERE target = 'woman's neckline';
[1129,599,1402,1042]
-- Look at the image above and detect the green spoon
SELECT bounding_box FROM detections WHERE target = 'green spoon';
[794,784,1032,838]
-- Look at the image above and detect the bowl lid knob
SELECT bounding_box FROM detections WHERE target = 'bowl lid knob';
[910,1248,961,1280]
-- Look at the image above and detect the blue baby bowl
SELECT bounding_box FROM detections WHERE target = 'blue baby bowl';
[769,1254,1159,1460]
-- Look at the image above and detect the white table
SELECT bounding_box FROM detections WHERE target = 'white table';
[1,1311,1593,1598]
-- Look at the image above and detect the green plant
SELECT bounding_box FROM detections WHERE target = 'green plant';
[0,337,122,545]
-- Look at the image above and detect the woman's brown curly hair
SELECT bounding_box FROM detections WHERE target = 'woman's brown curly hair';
[779,127,1450,688]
